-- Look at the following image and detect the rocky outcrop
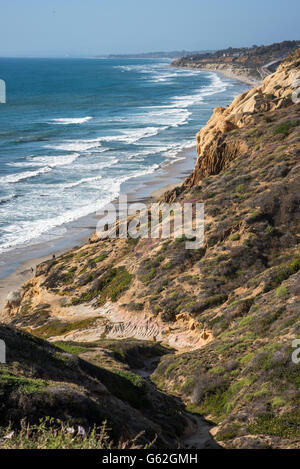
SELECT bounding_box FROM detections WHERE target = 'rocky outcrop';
[6,289,22,308]
[164,50,300,198]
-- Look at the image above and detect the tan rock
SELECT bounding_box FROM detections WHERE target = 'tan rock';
[89,232,100,243]
[201,329,210,341]
[188,319,196,331]
[6,290,22,308]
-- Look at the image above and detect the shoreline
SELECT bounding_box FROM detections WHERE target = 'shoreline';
[0,147,196,311]
[171,63,261,86]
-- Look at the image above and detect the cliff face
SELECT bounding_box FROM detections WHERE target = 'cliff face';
[164,50,300,196]
[173,61,261,86]
[172,40,300,85]
[196,53,298,179]
[1,51,300,449]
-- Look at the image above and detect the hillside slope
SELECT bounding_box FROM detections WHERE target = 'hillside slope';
[0,324,220,448]
[1,50,300,449]
[172,40,300,85]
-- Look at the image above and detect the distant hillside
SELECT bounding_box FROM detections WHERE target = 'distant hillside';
[172,40,300,84]
[104,50,212,59]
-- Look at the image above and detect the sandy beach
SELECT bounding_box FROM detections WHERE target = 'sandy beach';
[0,147,196,311]
[171,63,261,86]
[201,66,261,86]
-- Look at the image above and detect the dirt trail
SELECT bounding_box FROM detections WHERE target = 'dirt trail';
[132,355,220,449]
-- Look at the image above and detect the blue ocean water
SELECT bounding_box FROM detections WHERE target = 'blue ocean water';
[0,58,246,255]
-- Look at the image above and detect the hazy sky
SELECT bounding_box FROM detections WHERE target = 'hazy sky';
[0,0,299,57]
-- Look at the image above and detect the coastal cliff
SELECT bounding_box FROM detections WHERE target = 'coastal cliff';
[174,61,261,86]
[172,40,300,85]
[1,50,300,449]
[167,50,300,193]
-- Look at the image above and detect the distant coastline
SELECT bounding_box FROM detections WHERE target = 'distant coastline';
[171,62,261,86]
[171,39,300,86]
[101,49,213,59]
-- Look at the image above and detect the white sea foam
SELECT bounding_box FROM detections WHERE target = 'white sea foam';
[50,116,93,125]
[126,146,167,161]
[62,175,103,189]
[0,164,159,254]
[127,106,191,128]
[170,73,228,108]
[48,127,162,152]
[74,158,119,172]
[57,159,119,190]
[47,140,104,152]
[109,72,227,131]
[0,166,52,184]
[44,73,226,160]
[98,127,162,144]
[162,139,196,161]
[114,62,205,85]
[8,153,80,169]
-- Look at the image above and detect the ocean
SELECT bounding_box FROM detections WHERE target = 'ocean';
[0,58,246,275]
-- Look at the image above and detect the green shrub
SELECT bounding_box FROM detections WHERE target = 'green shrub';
[230,233,241,242]
[276,286,288,298]
[210,366,225,375]
[88,253,108,264]
[53,342,91,355]
[97,267,133,304]
[271,397,285,408]
[161,305,177,323]
[216,423,241,441]
[72,290,97,304]
[264,258,300,292]
[235,184,245,194]
[0,371,46,394]
[74,267,133,306]
[238,316,253,328]
[114,370,145,389]
[198,387,232,418]
[128,302,144,312]
[273,120,300,137]
[253,384,269,399]
[189,294,228,315]
[141,267,157,284]
[31,318,97,339]
[248,209,263,223]
[0,418,139,449]
[248,410,300,439]
[239,353,255,365]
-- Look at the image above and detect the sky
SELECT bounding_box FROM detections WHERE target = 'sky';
[0,0,299,57]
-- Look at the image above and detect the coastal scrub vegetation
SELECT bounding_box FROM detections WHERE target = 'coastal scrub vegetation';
[0,324,188,448]
[0,418,143,449]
